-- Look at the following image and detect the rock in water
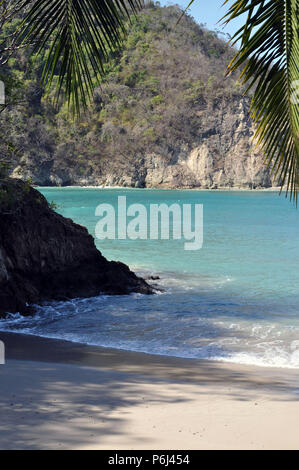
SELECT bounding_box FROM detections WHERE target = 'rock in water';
[0,179,152,317]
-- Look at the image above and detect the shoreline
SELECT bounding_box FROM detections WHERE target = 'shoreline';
[36,185,283,192]
[1,329,299,371]
[1,330,299,382]
[1,332,299,449]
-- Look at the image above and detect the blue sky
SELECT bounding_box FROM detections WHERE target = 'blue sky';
[159,1,245,38]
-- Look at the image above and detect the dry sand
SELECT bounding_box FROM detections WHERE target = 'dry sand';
[0,332,299,450]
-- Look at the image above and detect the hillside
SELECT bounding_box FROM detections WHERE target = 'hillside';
[2,4,275,189]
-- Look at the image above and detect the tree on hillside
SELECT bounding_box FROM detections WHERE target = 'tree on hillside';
[2,0,299,199]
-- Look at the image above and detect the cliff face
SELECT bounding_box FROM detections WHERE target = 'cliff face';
[0,180,152,317]
[12,96,273,189]
[4,5,277,190]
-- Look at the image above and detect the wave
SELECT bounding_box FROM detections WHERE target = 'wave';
[1,301,299,369]
[0,267,298,370]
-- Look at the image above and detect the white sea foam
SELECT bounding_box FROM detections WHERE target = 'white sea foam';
[1,309,299,369]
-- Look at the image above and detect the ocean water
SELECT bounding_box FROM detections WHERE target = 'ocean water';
[1,188,299,368]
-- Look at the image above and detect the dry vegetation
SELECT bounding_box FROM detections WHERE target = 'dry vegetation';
[0,3,245,185]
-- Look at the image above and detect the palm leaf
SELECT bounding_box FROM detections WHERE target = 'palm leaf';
[14,0,144,115]
[222,0,299,201]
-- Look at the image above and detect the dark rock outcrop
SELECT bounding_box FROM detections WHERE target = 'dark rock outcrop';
[0,179,152,317]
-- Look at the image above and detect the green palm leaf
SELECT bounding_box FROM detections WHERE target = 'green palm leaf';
[222,0,299,200]
[14,0,144,115]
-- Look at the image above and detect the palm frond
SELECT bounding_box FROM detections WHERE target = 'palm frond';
[222,0,299,201]
[14,0,144,115]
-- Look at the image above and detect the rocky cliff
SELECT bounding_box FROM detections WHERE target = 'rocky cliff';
[0,180,152,317]
[15,96,271,189]
[3,4,277,189]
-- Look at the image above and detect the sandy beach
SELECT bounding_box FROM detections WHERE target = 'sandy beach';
[0,332,299,450]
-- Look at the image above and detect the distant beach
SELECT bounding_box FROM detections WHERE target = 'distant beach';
[35,185,284,191]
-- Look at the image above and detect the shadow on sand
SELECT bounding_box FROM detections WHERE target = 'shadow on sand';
[0,332,299,449]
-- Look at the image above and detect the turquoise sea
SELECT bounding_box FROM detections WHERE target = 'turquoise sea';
[1,188,299,368]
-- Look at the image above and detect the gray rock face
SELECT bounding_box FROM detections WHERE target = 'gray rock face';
[0,180,152,317]
[11,97,275,189]
[0,248,9,283]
